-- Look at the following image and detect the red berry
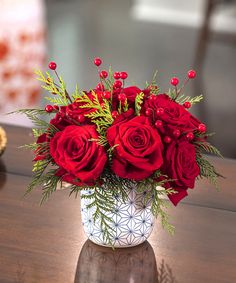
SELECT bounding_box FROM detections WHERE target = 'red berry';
[100,70,108,79]
[156,108,164,115]
[120,71,128,80]
[186,132,194,141]
[188,70,196,79]
[173,129,181,138]
[113,80,122,89]
[68,112,74,118]
[48,61,57,70]
[145,108,153,116]
[96,83,104,91]
[78,114,85,123]
[45,105,53,113]
[53,105,59,111]
[113,72,120,79]
[94,57,102,66]
[170,77,179,86]
[103,91,111,100]
[118,93,126,102]
[95,91,102,100]
[198,123,206,133]
[183,101,191,109]
[100,103,105,109]
[155,120,163,128]
[112,111,118,119]
[149,95,157,101]
[164,136,171,143]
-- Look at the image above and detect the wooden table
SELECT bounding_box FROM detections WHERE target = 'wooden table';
[0,124,235,283]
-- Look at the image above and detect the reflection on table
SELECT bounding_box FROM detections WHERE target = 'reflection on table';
[75,240,177,283]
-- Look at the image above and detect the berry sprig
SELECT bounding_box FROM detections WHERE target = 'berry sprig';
[48,61,73,104]
[93,57,129,106]
[170,69,197,103]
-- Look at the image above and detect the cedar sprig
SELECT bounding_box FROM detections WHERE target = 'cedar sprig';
[35,70,71,105]
[195,141,223,158]
[71,84,81,101]
[80,187,116,245]
[136,177,176,235]
[135,92,144,115]
[40,169,62,204]
[196,153,222,188]
[176,94,203,105]
[76,90,114,139]
[25,159,51,195]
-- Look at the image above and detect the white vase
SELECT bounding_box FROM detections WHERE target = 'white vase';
[80,186,155,248]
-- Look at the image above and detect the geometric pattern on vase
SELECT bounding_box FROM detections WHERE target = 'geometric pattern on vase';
[80,186,155,248]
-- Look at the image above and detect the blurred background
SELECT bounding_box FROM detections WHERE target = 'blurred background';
[0,0,235,157]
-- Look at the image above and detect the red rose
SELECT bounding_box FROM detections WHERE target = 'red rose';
[107,110,163,180]
[162,138,200,205]
[34,91,104,161]
[50,125,107,183]
[50,90,104,131]
[144,94,195,133]
[112,86,148,109]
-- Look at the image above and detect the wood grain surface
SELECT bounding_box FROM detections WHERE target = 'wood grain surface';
[0,124,235,283]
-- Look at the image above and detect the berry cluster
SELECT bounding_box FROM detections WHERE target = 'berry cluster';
[46,58,206,143]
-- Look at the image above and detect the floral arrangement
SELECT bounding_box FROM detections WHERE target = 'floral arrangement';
[17,58,222,241]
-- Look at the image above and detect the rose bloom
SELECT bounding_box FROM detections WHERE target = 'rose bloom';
[34,89,103,158]
[144,94,199,134]
[50,90,103,131]
[162,138,200,205]
[50,125,107,184]
[112,86,149,109]
[107,109,163,180]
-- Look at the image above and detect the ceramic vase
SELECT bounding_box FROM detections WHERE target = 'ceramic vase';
[80,186,154,248]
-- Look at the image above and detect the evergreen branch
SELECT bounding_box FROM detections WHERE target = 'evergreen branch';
[69,185,84,198]
[135,92,144,115]
[25,159,51,195]
[107,144,119,161]
[59,76,73,104]
[151,70,158,85]
[136,178,175,235]
[76,91,113,136]
[40,169,62,204]
[19,143,38,150]
[89,136,108,147]
[81,187,116,244]
[176,94,203,105]
[8,108,48,116]
[44,96,67,105]
[195,141,223,158]
[71,84,81,101]
[18,112,59,136]
[196,154,223,188]
[123,99,129,112]
[167,89,176,100]
[32,128,45,138]
[35,69,71,105]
